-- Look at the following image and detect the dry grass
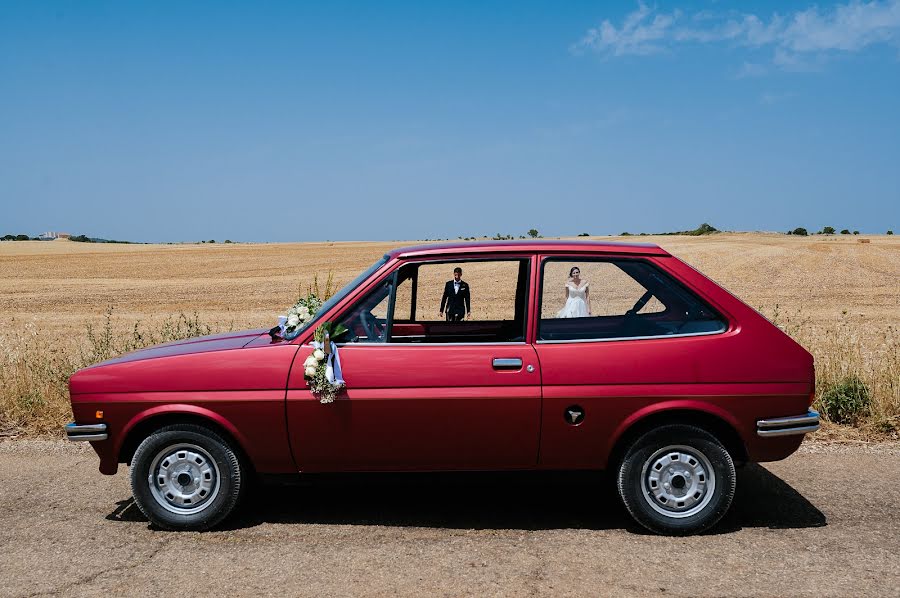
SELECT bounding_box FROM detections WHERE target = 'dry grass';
[1,233,898,439]
[0,309,218,436]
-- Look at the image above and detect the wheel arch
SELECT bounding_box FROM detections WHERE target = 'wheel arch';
[606,406,748,472]
[117,406,254,474]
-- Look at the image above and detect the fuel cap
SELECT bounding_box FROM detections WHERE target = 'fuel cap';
[565,405,585,426]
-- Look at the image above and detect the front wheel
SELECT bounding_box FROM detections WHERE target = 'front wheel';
[130,424,245,531]
[616,424,736,535]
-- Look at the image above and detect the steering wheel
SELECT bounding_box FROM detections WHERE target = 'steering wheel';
[358,311,383,341]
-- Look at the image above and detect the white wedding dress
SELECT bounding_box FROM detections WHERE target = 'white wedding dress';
[557,281,589,318]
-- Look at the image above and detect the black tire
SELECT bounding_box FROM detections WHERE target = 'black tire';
[130,424,245,531]
[616,424,736,535]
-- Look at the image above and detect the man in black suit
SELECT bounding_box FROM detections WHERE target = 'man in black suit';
[440,267,471,322]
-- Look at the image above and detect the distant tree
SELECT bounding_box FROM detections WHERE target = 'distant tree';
[692,223,719,235]
[578,232,590,237]
[70,234,93,243]
[1,234,15,241]
[208,239,216,244]
[15,234,31,241]
[786,230,792,235]
[821,226,836,235]
[790,227,808,236]
[527,229,539,238]
[840,229,850,235]
[853,231,860,235]
[888,230,894,235]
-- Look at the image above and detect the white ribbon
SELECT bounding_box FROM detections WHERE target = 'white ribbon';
[311,340,345,386]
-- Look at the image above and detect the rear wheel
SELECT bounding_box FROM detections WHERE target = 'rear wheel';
[616,424,736,535]
[130,424,245,531]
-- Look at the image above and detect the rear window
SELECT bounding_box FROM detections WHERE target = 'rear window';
[538,258,727,342]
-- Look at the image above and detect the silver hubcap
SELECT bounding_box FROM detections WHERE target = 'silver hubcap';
[148,444,220,515]
[640,445,716,519]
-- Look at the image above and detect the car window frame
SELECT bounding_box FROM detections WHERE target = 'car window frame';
[335,254,535,347]
[535,255,729,344]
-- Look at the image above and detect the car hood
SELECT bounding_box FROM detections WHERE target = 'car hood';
[85,328,269,368]
[69,328,301,396]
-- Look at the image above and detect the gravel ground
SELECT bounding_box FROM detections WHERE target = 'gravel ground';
[1,441,899,597]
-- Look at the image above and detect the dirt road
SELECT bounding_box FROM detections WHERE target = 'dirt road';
[1,441,898,597]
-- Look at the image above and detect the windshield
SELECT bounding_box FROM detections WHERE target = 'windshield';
[294,255,390,336]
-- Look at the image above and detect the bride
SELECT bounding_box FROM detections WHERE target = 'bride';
[557,266,591,318]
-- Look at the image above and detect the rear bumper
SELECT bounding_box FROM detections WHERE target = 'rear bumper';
[65,422,108,442]
[756,409,820,437]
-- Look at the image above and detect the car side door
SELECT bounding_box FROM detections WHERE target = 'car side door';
[285,256,542,472]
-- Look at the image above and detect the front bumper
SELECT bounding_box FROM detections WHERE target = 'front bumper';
[65,422,108,442]
[756,409,820,437]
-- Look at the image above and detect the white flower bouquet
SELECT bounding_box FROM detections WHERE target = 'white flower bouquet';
[282,293,323,339]
[304,321,348,403]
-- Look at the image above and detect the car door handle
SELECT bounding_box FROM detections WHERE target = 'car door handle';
[492,358,523,370]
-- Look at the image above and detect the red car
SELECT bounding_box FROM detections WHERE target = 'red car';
[66,241,818,534]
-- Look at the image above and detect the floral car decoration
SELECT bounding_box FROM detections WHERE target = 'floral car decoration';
[282,293,322,339]
[274,289,347,404]
[303,321,347,404]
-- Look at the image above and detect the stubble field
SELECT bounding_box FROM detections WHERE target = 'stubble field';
[1,233,898,436]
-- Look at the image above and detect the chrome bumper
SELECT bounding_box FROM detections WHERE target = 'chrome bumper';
[65,422,108,442]
[757,409,820,437]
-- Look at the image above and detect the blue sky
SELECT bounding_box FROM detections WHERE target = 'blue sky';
[1,1,898,242]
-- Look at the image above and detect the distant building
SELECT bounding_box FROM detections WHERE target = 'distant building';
[38,231,71,240]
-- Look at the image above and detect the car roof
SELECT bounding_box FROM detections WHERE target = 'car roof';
[388,240,669,259]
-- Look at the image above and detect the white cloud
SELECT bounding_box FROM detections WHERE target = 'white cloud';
[782,0,900,52]
[573,0,900,68]
[572,2,680,56]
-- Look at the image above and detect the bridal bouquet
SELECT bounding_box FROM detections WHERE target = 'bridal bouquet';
[303,322,347,403]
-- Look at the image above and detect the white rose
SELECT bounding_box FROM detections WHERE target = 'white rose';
[313,349,325,361]
[287,314,300,327]
[298,305,310,315]
[303,356,317,368]
[305,366,317,377]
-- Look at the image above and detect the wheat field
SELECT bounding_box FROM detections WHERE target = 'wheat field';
[1,234,898,437]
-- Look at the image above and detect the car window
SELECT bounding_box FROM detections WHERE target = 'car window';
[393,272,413,322]
[538,258,726,342]
[334,277,393,343]
[385,258,530,344]
[541,261,665,318]
[410,261,521,323]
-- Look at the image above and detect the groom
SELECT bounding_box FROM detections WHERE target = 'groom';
[440,267,471,322]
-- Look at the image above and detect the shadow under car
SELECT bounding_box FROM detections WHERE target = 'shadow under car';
[107,464,826,534]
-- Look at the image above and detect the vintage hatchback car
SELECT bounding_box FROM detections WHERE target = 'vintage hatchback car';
[66,241,818,534]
